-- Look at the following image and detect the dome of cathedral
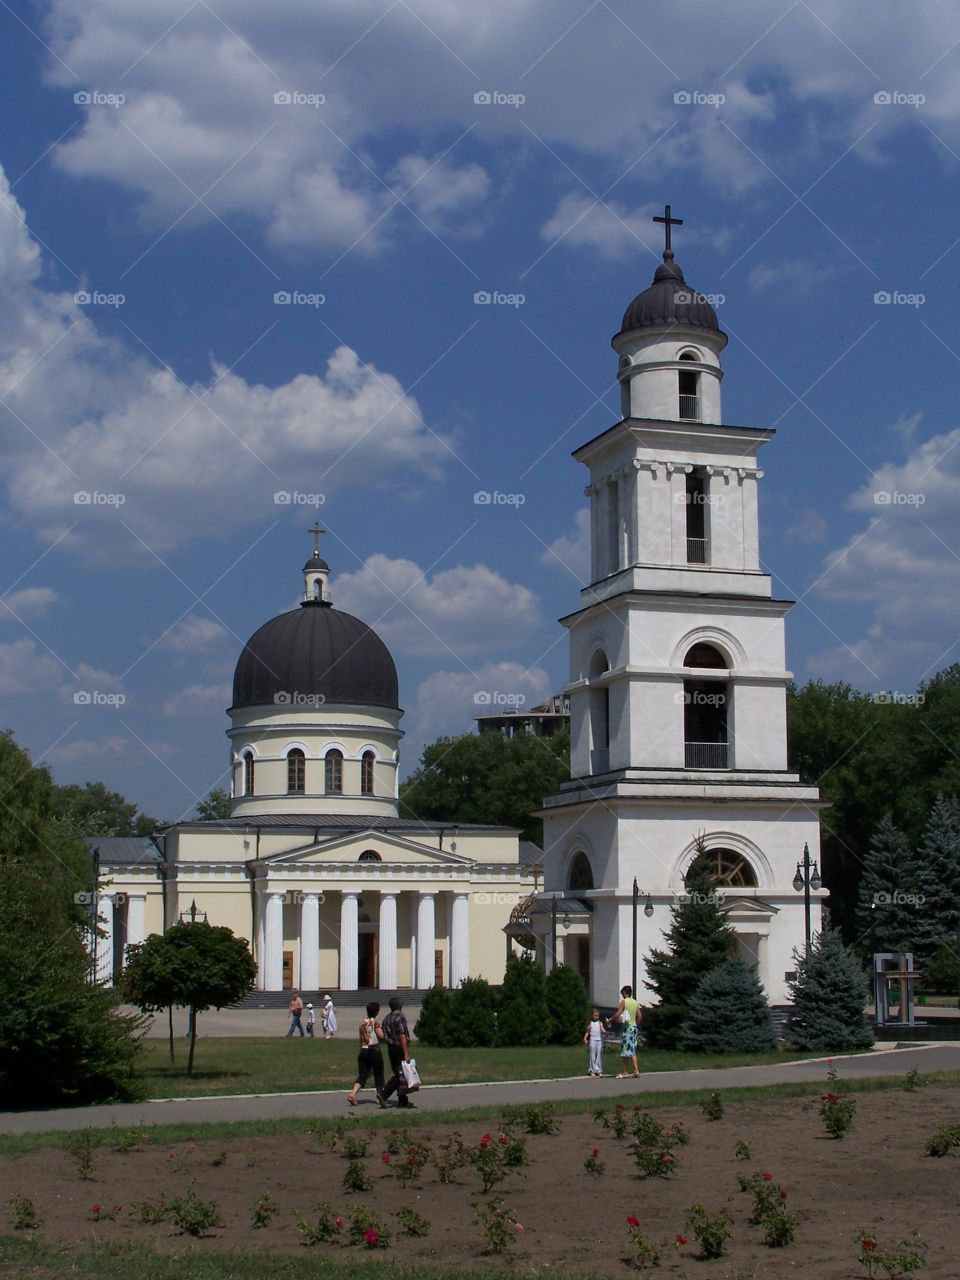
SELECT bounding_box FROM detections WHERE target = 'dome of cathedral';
[231,601,399,712]
[618,251,723,338]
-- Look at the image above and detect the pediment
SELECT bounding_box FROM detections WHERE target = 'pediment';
[722,896,779,919]
[261,828,475,867]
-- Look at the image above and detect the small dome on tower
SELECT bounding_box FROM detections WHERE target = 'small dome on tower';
[618,251,725,340]
[303,555,329,573]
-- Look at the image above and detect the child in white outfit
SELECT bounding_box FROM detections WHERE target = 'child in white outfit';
[584,1008,606,1076]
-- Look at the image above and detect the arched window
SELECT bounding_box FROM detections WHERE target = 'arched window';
[287,748,305,794]
[361,750,375,796]
[587,650,610,774]
[684,642,728,669]
[313,579,322,601]
[568,852,594,892]
[686,846,757,888]
[324,749,343,794]
[678,351,700,421]
[243,751,255,796]
[358,849,382,863]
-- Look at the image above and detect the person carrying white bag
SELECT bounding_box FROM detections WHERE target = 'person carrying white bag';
[380,996,418,1108]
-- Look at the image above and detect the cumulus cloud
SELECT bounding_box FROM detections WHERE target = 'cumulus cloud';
[388,154,490,233]
[159,616,229,653]
[538,508,590,582]
[0,587,59,620]
[0,167,448,559]
[811,426,960,683]
[748,260,833,295]
[332,554,541,658]
[163,681,232,718]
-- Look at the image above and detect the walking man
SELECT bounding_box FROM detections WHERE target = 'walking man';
[286,991,305,1037]
[380,995,414,1108]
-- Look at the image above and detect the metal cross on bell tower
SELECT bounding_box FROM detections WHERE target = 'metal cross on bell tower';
[308,522,326,558]
[653,203,683,255]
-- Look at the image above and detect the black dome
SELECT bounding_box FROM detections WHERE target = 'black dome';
[303,555,329,572]
[618,252,723,339]
[232,603,399,712]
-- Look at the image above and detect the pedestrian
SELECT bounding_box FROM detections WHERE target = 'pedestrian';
[322,993,337,1039]
[347,1001,387,1108]
[286,991,305,1038]
[583,1007,606,1076]
[609,984,642,1079]
[381,996,415,1108]
[305,1003,316,1037]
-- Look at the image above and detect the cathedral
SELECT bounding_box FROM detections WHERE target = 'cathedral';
[92,212,824,1006]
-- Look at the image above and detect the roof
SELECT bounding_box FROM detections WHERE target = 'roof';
[518,840,544,868]
[302,555,329,572]
[179,813,520,834]
[83,836,163,865]
[232,602,399,712]
[617,251,726,341]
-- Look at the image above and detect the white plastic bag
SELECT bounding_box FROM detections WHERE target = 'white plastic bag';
[401,1058,421,1091]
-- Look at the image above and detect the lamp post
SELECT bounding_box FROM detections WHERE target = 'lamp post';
[631,880,655,995]
[550,895,557,974]
[792,842,822,955]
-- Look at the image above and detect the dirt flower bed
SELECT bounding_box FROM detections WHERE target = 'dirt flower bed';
[2,1089,958,1277]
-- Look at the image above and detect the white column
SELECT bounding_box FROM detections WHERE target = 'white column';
[379,893,398,989]
[125,893,146,959]
[256,892,266,990]
[339,892,359,991]
[449,893,470,989]
[415,891,436,989]
[264,891,285,992]
[300,893,320,992]
[95,895,115,986]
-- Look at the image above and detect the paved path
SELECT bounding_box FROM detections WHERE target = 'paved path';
[134,1005,423,1038]
[3,1043,958,1136]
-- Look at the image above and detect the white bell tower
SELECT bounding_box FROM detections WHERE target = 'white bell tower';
[540,206,826,1008]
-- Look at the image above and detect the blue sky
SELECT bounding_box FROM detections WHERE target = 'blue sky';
[2,0,960,821]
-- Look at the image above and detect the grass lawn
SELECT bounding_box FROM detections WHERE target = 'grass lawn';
[138,1038,823,1099]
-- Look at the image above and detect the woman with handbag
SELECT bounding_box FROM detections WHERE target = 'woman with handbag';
[609,984,642,1079]
[346,1002,388,1108]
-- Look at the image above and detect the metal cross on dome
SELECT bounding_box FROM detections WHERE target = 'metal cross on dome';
[308,522,326,557]
[653,204,683,254]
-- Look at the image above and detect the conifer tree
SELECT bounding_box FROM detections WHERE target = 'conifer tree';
[412,984,451,1046]
[544,963,591,1045]
[496,952,550,1046]
[680,957,776,1053]
[914,795,960,959]
[445,976,497,1047]
[643,840,736,1050]
[855,816,920,957]
[785,930,873,1051]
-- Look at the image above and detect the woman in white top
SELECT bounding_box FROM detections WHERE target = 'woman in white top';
[347,1001,387,1107]
[322,994,337,1039]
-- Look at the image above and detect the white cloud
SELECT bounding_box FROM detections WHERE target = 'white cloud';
[0,167,448,559]
[332,553,540,657]
[388,154,490,232]
[539,508,590,582]
[811,426,960,683]
[785,509,828,544]
[748,260,833,295]
[163,681,232,718]
[159,616,229,653]
[0,639,67,696]
[0,587,59,620]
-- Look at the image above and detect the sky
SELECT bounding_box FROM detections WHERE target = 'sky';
[2,0,960,823]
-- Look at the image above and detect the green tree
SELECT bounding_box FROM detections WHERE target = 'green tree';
[680,958,776,1053]
[643,844,736,1050]
[412,984,451,1046]
[0,731,144,1107]
[51,780,159,838]
[120,937,182,1063]
[785,930,873,1052]
[496,952,550,1046]
[120,922,256,1074]
[544,963,590,1045]
[195,788,232,821]
[855,816,920,958]
[914,795,960,959]
[445,977,497,1047]
[399,728,570,845]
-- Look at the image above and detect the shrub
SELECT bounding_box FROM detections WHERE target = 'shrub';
[412,984,451,1046]
[385,1140,430,1185]
[503,1102,560,1135]
[383,1127,410,1156]
[631,1111,686,1179]
[470,1132,526,1192]
[584,1147,605,1176]
[819,1091,857,1139]
[297,1202,344,1245]
[430,1132,470,1183]
[624,1216,663,1268]
[857,1230,927,1277]
[9,1195,39,1231]
[346,1204,390,1249]
[594,1103,630,1139]
[472,1197,524,1254]
[167,1188,222,1237]
[785,931,873,1052]
[111,1124,147,1154]
[739,1172,797,1246]
[702,1091,724,1120]
[686,1203,732,1260]
[734,1139,753,1161]
[396,1206,431,1236]
[343,1135,369,1159]
[65,1128,98,1180]
[680,958,776,1053]
[343,1158,373,1192]
[89,1203,121,1222]
[130,1196,169,1224]
[925,1123,960,1157]
[445,977,497,1047]
[251,1192,280,1228]
[544,963,591,1045]
[211,1150,228,1167]
[496,953,550,1046]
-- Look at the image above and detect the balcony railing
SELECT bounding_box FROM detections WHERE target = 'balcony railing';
[590,747,610,774]
[685,741,730,769]
[679,393,700,421]
[686,537,709,564]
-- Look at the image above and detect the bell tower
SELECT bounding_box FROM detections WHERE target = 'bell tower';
[540,206,825,1008]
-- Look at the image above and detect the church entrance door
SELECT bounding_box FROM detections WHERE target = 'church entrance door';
[282,950,294,989]
[358,933,378,988]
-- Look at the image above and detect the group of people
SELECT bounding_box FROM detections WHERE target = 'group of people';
[286,993,338,1039]
[347,997,416,1109]
[584,985,643,1079]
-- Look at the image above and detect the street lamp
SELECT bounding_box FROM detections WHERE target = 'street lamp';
[631,880,655,995]
[792,842,822,955]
